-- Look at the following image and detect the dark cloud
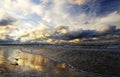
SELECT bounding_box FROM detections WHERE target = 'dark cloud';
[51,30,100,40]
[0,39,14,44]
[102,25,118,34]
[100,25,120,40]
[30,25,120,42]
[0,17,16,26]
[48,25,120,41]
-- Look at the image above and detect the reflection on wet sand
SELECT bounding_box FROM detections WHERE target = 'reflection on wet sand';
[0,46,100,77]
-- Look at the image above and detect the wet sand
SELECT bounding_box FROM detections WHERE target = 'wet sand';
[18,44,120,77]
[0,46,101,77]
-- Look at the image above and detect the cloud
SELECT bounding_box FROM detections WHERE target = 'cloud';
[0,26,16,39]
[0,17,16,26]
[54,26,69,34]
[0,0,120,43]
[44,25,120,42]
[0,39,14,44]
[49,29,100,40]
[0,9,18,40]
[9,22,53,42]
[68,0,89,5]
[67,0,120,16]
[100,25,120,37]
[96,0,120,16]
[41,0,120,31]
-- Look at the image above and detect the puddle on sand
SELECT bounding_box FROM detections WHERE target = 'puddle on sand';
[0,46,101,77]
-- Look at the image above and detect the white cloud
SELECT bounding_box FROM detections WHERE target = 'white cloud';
[0,0,120,42]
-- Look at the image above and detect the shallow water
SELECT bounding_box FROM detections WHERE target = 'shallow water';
[0,46,100,77]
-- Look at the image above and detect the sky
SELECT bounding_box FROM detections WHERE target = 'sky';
[0,0,120,44]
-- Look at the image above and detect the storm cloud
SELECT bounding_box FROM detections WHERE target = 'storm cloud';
[51,30,99,40]
[48,25,120,41]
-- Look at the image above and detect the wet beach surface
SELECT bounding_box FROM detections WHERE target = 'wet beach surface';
[0,46,101,77]
[19,44,120,76]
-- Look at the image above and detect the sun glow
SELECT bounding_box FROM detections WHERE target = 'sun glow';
[69,0,87,5]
